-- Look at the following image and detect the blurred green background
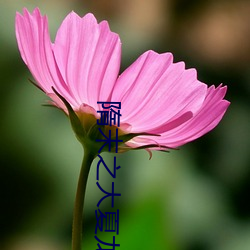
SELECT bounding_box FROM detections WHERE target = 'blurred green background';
[1,0,250,249]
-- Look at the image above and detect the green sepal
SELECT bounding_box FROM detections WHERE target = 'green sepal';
[52,87,86,143]
[116,132,160,144]
[118,144,173,153]
[98,132,161,153]
[29,78,43,92]
[118,144,176,159]
[87,123,105,141]
[42,103,62,109]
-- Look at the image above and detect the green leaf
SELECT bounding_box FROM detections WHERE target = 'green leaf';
[52,87,86,142]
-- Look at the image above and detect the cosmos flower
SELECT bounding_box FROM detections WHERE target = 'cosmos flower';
[15,8,230,155]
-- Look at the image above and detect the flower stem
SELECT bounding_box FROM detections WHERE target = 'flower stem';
[72,148,95,250]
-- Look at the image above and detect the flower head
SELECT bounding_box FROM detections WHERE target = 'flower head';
[15,8,230,156]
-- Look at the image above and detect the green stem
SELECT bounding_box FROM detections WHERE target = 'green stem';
[72,148,95,250]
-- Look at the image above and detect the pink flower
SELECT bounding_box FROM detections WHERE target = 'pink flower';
[15,8,230,154]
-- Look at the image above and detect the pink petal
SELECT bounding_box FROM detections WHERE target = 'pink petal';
[53,12,121,111]
[16,9,230,152]
[165,85,230,147]
[15,8,78,108]
[111,50,207,132]
[135,85,230,148]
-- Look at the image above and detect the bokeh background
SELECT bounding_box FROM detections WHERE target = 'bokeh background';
[1,0,250,249]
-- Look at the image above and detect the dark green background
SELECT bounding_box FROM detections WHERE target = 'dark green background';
[0,1,249,249]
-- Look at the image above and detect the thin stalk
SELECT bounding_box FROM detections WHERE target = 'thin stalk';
[72,148,95,250]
